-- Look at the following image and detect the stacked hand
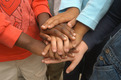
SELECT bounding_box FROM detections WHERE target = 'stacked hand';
[38,7,89,73]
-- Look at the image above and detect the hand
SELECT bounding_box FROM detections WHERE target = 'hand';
[42,44,62,60]
[71,22,90,47]
[41,8,79,29]
[42,36,74,59]
[40,23,76,41]
[42,41,88,74]
[15,32,46,56]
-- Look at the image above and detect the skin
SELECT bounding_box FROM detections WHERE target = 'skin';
[41,7,80,29]
[15,32,46,56]
[42,41,88,74]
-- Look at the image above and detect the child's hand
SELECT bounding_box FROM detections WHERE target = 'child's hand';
[42,41,88,74]
[42,35,75,59]
[15,32,46,56]
[40,23,76,41]
[41,8,79,29]
[71,22,90,48]
[42,44,62,60]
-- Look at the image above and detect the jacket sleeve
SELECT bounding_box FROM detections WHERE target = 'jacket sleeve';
[82,14,119,51]
[32,0,51,18]
[59,0,114,30]
[0,13,22,48]
[59,0,82,13]
[77,0,114,30]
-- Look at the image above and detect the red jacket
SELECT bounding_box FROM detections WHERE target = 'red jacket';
[0,0,50,62]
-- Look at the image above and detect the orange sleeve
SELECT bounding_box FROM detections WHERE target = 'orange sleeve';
[32,0,51,18]
[0,13,22,48]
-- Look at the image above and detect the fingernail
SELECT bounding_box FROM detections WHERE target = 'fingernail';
[42,60,45,63]
[53,49,57,52]
[58,52,62,55]
[42,52,45,55]
[73,33,76,36]
[63,37,67,40]
[72,36,76,39]
[66,71,70,74]
[47,37,51,41]
[65,49,69,52]
[68,23,72,27]
[72,53,75,56]
[76,48,79,51]
[48,25,51,28]
[41,25,46,29]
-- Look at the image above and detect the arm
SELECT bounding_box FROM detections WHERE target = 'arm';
[76,0,114,30]
[32,0,51,28]
[32,0,51,19]
[0,12,46,56]
[59,0,114,30]
[16,32,46,56]
[0,13,22,48]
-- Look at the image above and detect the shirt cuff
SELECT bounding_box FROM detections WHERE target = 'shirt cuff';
[0,25,22,48]
[59,0,82,13]
[77,13,97,30]
[33,5,51,18]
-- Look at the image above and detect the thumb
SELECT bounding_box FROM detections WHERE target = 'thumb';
[66,58,79,74]
[67,18,76,28]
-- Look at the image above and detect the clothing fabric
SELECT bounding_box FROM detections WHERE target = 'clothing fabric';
[0,0,50,62]
[48,0,61,16]
[0,54,47,80]
[64,0,121,80]
[83,0,121,51]
[90,25,121,80]
[59,0,113,30]
[47,1,64,80]
[89,0,121,79]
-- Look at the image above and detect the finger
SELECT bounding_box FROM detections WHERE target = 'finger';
[64,25,76,37]
[41,16,58,29]
[66,59,79,74]
[59,24,76,40]
[43,57,74,64]
[51,36,57,52]
[63,35,69,53]
[41,17,56,29]
[66,41,87,73]
[71,34,82,48]
[47,14,68,29]
[55,53,62,60]
[66,53,75,58]
[40,32,51,41]
[67,18,76,28]
[56,37,64,56]
[43,40,49,45]
[42,44,50,56]
[49,48,55,59]
[43,29,67,41]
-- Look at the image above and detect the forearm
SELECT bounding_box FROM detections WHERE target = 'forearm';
[37,13,50,29]
[74,22,89,36]
[15,32,46,56]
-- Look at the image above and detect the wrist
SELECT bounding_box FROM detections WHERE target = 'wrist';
[74,21,89,36]
[66,7,79,17]
[37,13,50,29]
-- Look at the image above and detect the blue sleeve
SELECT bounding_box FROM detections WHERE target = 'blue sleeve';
[59,0,114,30]
[77,0,114,30]
[59,0,83,13]
[82,14,116,51]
